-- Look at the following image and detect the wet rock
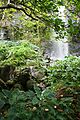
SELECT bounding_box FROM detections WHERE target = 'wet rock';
[69,42,80,56]
[0,78,7,89]
[16,67,35,91]
[0,65,15,82]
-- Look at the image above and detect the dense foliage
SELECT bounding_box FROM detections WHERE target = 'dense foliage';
[0,41,80,120]
[0,0,80,40]
[0,0,80,119]
[0,0,64,40]
[0,40,43,67]
[48,56,80,89]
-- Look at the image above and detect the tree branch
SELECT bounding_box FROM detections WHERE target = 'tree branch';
[0,3,52,27]
[0,3,38,21]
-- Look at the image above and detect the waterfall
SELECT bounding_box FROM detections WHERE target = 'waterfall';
[0,29,4,40]
[43,6,68,61]
[58,40,68,60]
[50,39,68,60]
[50,6,68,60]
[43,38,68,61]
[0,28,10,40]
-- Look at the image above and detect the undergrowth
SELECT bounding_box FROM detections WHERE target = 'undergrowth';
[0,41,80,120]
[0,40,43,68]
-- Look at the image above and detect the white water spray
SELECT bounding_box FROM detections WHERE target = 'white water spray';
[0,29,4,40]
[50,6,68,60]
[49,39,68,60]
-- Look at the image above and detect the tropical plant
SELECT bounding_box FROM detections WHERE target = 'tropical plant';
[0,40,43,68]
[0,56,80,120]
[1,0,79,40]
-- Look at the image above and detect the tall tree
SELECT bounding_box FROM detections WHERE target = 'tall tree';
[0,0,80,39]
[0,0,64,28]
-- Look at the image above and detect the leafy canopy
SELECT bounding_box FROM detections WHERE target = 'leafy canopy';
[0,40,43,68]
[0,0,80,39]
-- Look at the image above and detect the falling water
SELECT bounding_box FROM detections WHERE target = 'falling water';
[50,6,68,60]
[50,39,68,60]
[43,38,68,61]
[43,6,68,61]
[0,29,4,40]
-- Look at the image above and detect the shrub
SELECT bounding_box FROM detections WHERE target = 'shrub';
[0,40,43,68]
[46,56,80,119]
[0,56,80,120]
[0,41,80,120]
[0,87,74,120]
[48,56,80,89]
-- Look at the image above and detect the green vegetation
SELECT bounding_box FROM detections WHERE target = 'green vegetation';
[0,41,43,67]
[0,0,80,120]
[0,0,80,40]
[48,56,80,89]
[0,41,80,120]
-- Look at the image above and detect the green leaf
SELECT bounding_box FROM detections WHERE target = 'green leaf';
[0,100,5,109]
[32,96,39,105]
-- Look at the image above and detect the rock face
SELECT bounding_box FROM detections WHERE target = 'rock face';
[16,68,35,91]
[69,36,80,56]
[69,42,80,56]
[0,28,10,40]
[0,66,36,91]
[0,65,15,82]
